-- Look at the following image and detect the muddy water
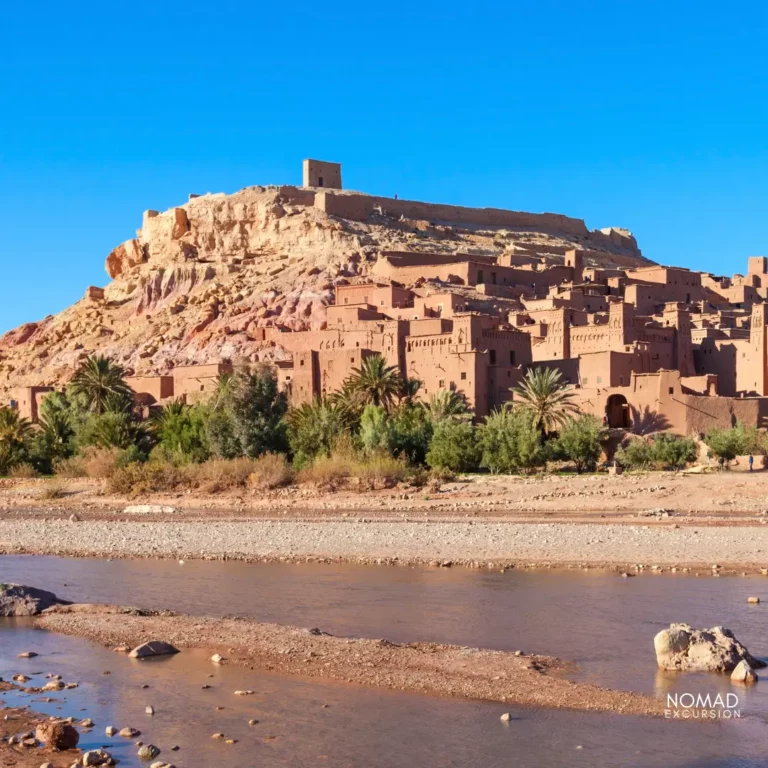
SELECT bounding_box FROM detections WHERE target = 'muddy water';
[3,555,768,766]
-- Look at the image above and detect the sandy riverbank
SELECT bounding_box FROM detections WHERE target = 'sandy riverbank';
[35,604,664,716]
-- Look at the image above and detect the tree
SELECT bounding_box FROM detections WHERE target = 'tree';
[650,432,698,472]
[0,408,32,474]
[555,415,606,473]
[424,389,471,424]
[389,404,433,465]
[511,367,578,435]
[426,420,479,473]
[286,398,353,467]
[29,410,75,474]
[346,355,402,411]
[359,404,393,455]
[206,365,288,459]
[704,425,748,464]
[153,400,210,464]
[478,407,546,474]
[397,377,423,408]
[68,355,134,415]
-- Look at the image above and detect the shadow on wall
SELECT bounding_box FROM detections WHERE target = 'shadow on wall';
[630,406,671,435]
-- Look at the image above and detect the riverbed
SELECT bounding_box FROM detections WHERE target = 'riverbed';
[3,555,768,766]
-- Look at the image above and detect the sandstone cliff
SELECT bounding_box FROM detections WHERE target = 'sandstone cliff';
[0,185,651,396]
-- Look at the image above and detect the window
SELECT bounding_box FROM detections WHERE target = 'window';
[477,269,484,284]
[509,351,516,365]
[461,372,467,380]
[596,376,603,384]
[350,358,355,363]
[300,359,305,366]
[439,379,445,388]
[489,350,497,365]
[668,387,674,395]
[318,176,324,187]
[583,377,589,385]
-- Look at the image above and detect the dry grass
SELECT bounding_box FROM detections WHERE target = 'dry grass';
[38,480,66,500]
[247,453,293,490]
[56,447,124,479]
[8,463,39,479]
[182,458,255,493]
[299,450,408,490]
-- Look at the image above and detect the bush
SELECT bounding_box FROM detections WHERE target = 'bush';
[651,433,698,471]
[389,405,433,465]
[554,415,605,473]
[286,399,351,468]
[247,453,293,489]
[182,458,256,492]
[38,480,66,500]
[8,463,39,479]
[107,461,183,496]
[359,405,393,455]
[615,438,655,470]
[298,449,407,490]
[53,455,87,478]
[426,420,480,473]
[704,423,761,463]
[478,408,545,474]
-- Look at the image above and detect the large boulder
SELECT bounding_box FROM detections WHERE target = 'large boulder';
[35,721,80,750]
[654,623,765,672]
[0,584,70,616]
[129,640,180,658]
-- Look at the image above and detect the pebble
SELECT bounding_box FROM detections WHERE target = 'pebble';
[747,596,760,604]
[500,713,512,722]
[145,705,155,715]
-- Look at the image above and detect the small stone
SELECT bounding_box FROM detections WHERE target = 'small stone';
[225,739,237,744]
[210,654,225,664]
[747,596,760,604]
[233,690,254,696]
[137,744,160,760]
[118,727,140,738]
[81,749,112,766]
[17,651,38,658]
[731,659,759,684]
[211,733,225,740]
[79,718,94,727]
[13,674,31,683]
[248,719,259,726]
[500,713,512,722]
[105,726,116,736]
[35,721,79,750]
[130,641,179,659]
[145,705,155,715]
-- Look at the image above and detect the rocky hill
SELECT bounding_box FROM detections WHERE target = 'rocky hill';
[0,184,651,397]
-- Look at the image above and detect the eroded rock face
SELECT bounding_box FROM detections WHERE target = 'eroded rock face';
[0,584,70,616]
[654,623,765,672]
[35,721,80,750]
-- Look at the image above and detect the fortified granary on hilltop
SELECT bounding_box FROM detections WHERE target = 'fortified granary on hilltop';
[7,159,768,437]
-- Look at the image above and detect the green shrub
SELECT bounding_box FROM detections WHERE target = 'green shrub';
[478,408,546,474]
[426,420,479,473]
[651,433,698,471]
[615,438,655,470]
[554,415,605,473]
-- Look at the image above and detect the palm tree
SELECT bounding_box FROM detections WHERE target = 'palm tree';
[0,408,32,446]
[425,389,472,424]
[0,408,32,475]
[511,367,578,435]
[346,355,402,411]
[38,411,74,455]
[397,377,423,408]
[285,398,353,460]
[69,355,134,414]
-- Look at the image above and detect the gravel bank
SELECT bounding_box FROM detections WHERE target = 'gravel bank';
[36,605,664,715]
[1,519,767,570]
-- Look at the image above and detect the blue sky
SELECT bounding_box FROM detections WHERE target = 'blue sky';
[2,1,768,334]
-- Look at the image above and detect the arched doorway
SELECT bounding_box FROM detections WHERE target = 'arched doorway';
[606,394,630,429]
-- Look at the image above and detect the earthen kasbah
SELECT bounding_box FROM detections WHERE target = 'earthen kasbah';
[4,159,768,434]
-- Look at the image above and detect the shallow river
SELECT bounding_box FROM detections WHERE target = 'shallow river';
[2,555,768,767]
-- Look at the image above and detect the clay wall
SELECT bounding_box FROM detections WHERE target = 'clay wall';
[303,160,342,189]
[174,363,233,398]
[125,376,175,404]
[9,386,53,423]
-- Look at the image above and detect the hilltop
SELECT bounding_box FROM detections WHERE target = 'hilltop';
[0,181,649,398]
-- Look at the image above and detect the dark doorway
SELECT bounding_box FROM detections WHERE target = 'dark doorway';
[606,394,630,428]
[318,177,324,187]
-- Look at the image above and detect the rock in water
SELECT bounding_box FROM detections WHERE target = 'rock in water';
[129,641,180,658]
[81,749,113,766]
[0,584,70,616]
[138,744,160,759]
[34,721,80,750]
[654,623,765,672]
[731,659,759,683]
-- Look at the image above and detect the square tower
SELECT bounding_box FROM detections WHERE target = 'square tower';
[302,159,342,189]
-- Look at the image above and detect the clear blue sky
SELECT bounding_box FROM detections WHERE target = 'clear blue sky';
[2,1,768,334]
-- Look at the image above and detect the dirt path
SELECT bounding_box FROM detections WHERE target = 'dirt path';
[35,604,665,717]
